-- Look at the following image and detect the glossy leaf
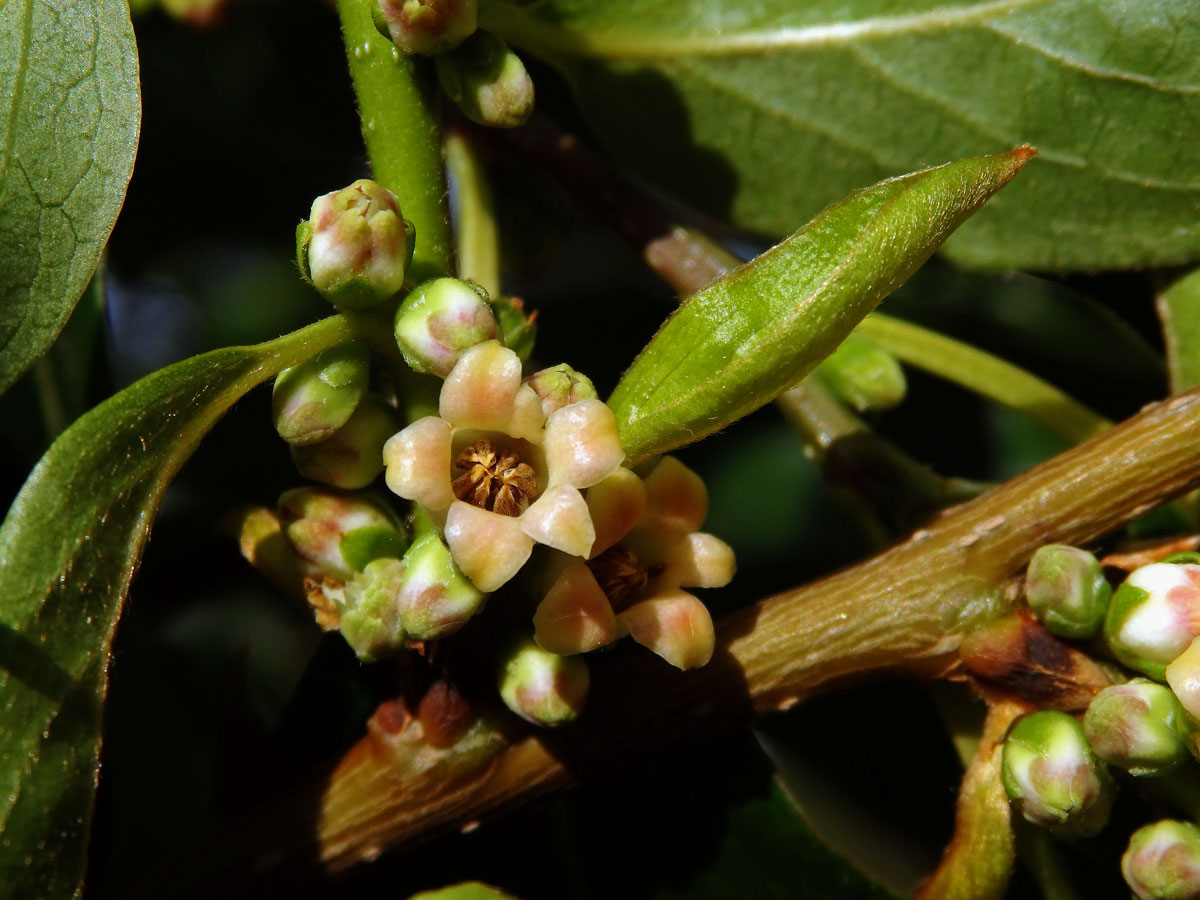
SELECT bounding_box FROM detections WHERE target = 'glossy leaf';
[0,0,140,394]
[608,149,1032,462]
[485,0,1200,270]
[1157,268,1200,394]
[0,316,352,899]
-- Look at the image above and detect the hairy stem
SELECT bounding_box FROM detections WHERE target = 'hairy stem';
[336,0,452,280]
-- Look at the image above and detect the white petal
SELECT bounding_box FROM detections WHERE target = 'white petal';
[544,399,624,489]
[533,562,617,655]
[586,467,648,557]
[521,485,595,557]
[444,501,534,592]
[619,590,715,670]
[671,532,736,589]
[382,417,454,510]
[439,340,523,431]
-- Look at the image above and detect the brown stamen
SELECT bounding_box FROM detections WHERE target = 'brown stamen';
[588,546,651,611]
[452,439,539,516]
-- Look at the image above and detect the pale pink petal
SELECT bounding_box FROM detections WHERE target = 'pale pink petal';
[1167,637,1200,720]
[670,532,736,589]
[643,456,707,535]
[439,340,523,431]
[544,399,624,489]
[619,590,715,670]
[586,467,647,557]
[533,561,618,655]
[382,417,454,510]
[521,485,595,557]
[444,500,534,592]
[506,384,548,444]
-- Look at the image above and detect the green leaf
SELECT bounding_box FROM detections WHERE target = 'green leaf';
[1157,268,1200,394]
[0,316,352,900]
[0,0,140,394]
[485,0,1200,270]
[409,885,518,900]
[608,149,1031,463]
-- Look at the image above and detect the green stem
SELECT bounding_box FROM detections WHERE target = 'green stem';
[445,130,500,294]
[336,0,453,280]
[1015,823,1079,900]
[856,314,1111,444]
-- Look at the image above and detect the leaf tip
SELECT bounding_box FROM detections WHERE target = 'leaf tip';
[1007,145,1038,166]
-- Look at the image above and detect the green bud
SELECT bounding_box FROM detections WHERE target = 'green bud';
[272,342,370,446]
[816,336,906,413]
[1083,680,1190,777]
[1105,562,1200,681]
[394,278,500,376]
[278,487,406,579]
[339,558,408,661]
[1001,710,1113,837]
[435,32,534,129]
[498,637,589,726]
[492,294,536,362]
[298,179,412,310]
[372,0,477,56]
[290,395,398,489]
[525,364,598,417]
[1122,820,1200,900]
[1024,543,1111,639]
[397,529,485,641]
[1166,636,1200,723]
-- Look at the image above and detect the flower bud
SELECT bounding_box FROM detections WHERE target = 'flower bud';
[277,487,406,579]
[290,395,398,489]
[492,294,536,362]
[435,33,534,129]
[498,637,589,726]
[230,506,304,597]
[1166,635,1200,721]
[396,528,485,641]
[272,342,370,446]
[372,0,477,56]
[1024,543,1111,639]
[297,179,412,310]
[394,278,500,377]
[1122,820,1200,900]
[816,336,906,413]
[525,364,598,417]
[1105,562,1200,681]
[1001,710,1113,837]
[339,557,408,660]
[1084,680,1190,777]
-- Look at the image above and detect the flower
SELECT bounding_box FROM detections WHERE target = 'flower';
[532,456,735,670]
[382,340,624,592]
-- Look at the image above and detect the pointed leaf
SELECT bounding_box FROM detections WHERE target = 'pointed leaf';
[0,0,140,394]
[608,149,1032,463]
[0,316,352,900]
[485,0,1200,270]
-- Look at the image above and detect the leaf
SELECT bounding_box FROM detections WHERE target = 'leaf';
[0,0,140,395]
[0,316,352,900]
[607,149,1031,463]
[1156,268,1200,394]
[484,0,1200,270]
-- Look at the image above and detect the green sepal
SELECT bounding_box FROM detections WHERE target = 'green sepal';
[340,525,410,573]
[816,336,906,413]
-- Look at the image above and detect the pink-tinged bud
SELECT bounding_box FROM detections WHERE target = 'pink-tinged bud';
[339,558,409,660]
[1105,562,1200,681]
[277,487,405,580]
[435,33,534,129]
[1024,543,1111,639]
[1084,680,1190,777]
[1166,636,1200,721]
[1123,820,1200,900]
[498,637,589,726]
[230,506,304,597]
[290,395,398,489]
[1001,710,1113,838]
[396,529,485,641]
[298,179,412,310]
[394,278,500,377]
[372,0,477,56]
[525,364,598,417]
[272,342,370,445]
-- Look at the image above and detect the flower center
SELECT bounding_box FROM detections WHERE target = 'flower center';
[588,546,651,611]
[452,439,540,517]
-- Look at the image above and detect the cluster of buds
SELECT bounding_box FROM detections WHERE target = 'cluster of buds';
[1006,547,1200,897]
[242,180,736,728]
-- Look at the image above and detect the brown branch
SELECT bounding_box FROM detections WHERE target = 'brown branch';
[185,387,1200,885]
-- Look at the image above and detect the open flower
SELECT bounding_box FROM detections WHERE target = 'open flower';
[532,456,735,670]
[382,341,624,591]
